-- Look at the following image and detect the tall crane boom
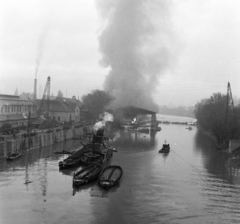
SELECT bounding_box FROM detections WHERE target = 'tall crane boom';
[225,82,234,124]
[37,76,51,118]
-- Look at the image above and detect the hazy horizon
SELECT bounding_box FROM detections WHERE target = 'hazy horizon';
[1,0,240,108]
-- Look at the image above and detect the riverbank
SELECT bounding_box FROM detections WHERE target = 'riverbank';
[0,125,94,159]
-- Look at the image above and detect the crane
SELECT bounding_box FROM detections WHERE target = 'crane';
[37,76,51,119]
[225,82,234,124]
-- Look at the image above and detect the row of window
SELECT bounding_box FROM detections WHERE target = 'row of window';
[0,105,36,114]
[50,113,74,122]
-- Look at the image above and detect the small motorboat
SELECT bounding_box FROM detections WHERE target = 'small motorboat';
[6,152,22,161]
[186,126,193,130]
[73,164,102,187]
[98,165,123,189]
[159,141,170,153]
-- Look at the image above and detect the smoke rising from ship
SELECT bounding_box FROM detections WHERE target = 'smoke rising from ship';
[93,112,114,131]
[96,0,177,112]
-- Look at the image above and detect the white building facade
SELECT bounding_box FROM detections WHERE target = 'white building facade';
[0,94,37,128]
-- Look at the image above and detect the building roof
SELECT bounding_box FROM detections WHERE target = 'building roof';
[58,97,82,111]
[35,97,81,113]
[0,94,36,106]
[0,94,20,99]
[119,106,156,117]
[35,100,69,112]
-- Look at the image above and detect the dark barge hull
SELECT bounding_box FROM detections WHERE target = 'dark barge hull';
[98,165,123,189]
[73,164,102,187]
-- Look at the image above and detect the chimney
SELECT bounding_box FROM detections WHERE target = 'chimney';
[33,78,37,100]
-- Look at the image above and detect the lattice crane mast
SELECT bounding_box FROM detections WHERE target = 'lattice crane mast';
[37,76,51,119]
[225,82,235,124]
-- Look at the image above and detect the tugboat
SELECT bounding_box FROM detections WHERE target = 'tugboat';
[159,140,170,153]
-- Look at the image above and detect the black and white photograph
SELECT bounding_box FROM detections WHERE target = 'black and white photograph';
[1,0,240,223]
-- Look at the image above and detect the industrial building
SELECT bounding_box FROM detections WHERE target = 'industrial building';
[0,94,37,128]
[34,96,82,124]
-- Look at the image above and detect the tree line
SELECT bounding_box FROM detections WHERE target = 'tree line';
[194,92,240,146]
[16,87,240,148]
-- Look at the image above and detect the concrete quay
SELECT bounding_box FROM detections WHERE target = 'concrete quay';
[0,125,94,159]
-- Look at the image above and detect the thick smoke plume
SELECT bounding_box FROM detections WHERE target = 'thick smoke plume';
[35,25,49,78]
[93,112,114,131]
[96,0,176,112]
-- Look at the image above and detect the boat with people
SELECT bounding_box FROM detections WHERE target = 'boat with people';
[186,126,193,130]
[6,152,22,161]
[73,164,102,187]
[98,165,123,189]
[159,141,170,153]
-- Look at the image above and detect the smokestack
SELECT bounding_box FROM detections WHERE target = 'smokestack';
[33,78,37,100]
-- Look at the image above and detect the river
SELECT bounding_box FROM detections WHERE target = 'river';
[1,114,240,224]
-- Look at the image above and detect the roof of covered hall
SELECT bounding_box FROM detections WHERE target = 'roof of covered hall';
[118,106,156,116]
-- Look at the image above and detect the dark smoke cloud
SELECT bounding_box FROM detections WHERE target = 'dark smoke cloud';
[96,0,177,112]
[35,25,49,78]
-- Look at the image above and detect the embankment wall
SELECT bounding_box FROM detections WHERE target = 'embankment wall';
[0,126,94,159]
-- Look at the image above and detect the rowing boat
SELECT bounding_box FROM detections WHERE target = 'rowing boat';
[6,152,22,161]
[73,164,102,187]
[98,165,123,189]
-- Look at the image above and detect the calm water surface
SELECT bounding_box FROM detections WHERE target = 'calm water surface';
[1,115,240,224]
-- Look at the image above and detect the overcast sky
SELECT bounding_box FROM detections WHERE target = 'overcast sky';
[1,0,240,107]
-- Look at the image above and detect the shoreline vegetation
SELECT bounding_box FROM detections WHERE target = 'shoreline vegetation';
[194,92,240,149]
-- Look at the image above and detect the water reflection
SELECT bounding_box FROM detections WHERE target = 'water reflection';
[2,122,240,224]
[193,130,240,223]
[194,130,240,183]
[38,159,48,196]
[59,166,81,176]
[72,181,97,196]
[160,151,170,161]
[113,130,156,150]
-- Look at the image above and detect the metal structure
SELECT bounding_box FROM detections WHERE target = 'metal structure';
[37,76,51,119]
[118,106,159,132]
[225,82,235,124]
